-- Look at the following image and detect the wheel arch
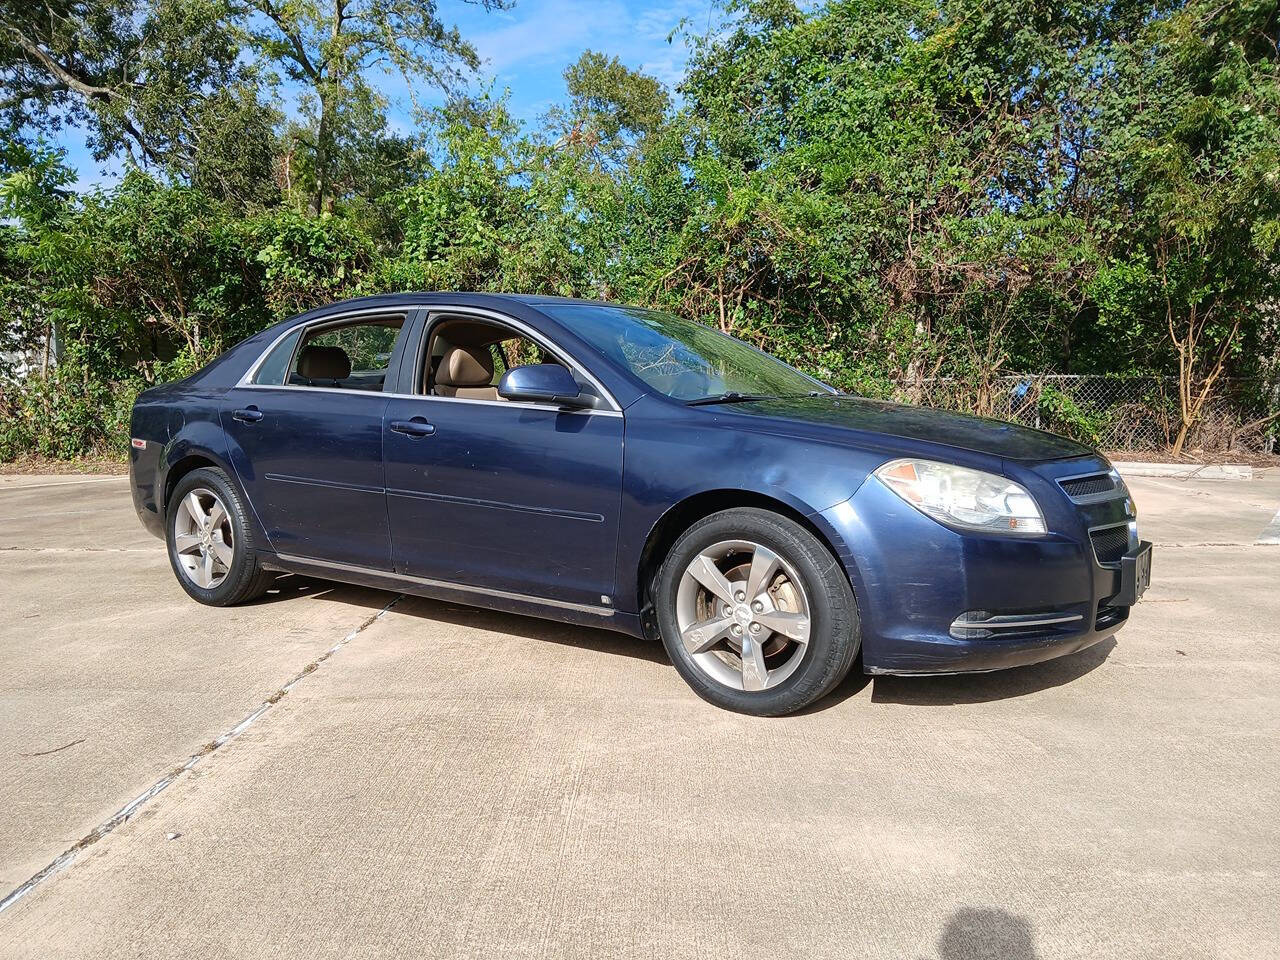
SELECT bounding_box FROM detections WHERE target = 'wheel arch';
[162,454,222,514]
[635,489,860,639]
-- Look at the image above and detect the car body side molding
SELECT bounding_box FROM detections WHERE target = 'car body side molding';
[264,552,643,637]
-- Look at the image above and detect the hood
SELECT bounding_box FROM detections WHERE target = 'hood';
[714,395,1094,462]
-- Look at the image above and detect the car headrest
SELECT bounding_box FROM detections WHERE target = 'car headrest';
[297,345,351,381]
[436,344,494,387]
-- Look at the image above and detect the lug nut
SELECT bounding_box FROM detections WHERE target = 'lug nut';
[749,622,762,633]
[734,591,746,602]
[731,623,743,635]
[751,600,764,613]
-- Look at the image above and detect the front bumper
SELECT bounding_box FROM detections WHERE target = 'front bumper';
[860,613,1124,675]
[820,461,1143,676]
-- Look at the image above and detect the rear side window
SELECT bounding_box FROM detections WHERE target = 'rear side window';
[298,322,401,376]
[252,329,301,385]
[285,314,407,391]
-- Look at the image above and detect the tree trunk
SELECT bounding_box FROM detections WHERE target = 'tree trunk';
[1171,419,1191,457]
[312,0,346,215]
[313,90,331,214]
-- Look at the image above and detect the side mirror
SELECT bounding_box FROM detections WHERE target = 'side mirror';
[497,364,590,408]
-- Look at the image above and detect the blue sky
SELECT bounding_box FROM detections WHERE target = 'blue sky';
[56,0,716,190]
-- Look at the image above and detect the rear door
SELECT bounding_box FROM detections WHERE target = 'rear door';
[382,309,625,608]
[221,310,411,570]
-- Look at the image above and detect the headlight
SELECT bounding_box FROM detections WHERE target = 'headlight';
[874,459,1047,534]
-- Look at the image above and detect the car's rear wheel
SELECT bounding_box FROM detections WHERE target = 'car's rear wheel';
[167,467,273,606]
[654,508,860,716]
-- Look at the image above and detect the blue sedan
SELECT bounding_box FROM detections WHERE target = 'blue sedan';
[129,294,1152,715]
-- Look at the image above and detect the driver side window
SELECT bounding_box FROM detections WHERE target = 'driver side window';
[420,318,562,402]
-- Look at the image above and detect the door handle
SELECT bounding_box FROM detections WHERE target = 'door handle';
[389,417,435,438]
[233,406,263,423]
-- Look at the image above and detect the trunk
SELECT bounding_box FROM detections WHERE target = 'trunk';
[1170,312,1240,459]
[312,0,345,215]
[1171,419,1191,457]
[904,318,927,404]
[716,274,726,332]
[313,94,331,215]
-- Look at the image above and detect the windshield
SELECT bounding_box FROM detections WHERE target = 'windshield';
[540,304,832,402]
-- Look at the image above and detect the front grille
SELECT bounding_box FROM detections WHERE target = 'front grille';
[1090,524,1130,565]
[1059,473,1116,500]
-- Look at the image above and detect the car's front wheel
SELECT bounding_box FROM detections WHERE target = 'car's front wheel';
[167,467,273,606]
[654,508,860,716]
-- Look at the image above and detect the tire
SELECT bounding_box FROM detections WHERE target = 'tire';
[166,466,274,606]
[654,508,860,716]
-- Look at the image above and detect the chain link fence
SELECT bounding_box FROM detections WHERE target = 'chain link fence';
[887,376,1279,454]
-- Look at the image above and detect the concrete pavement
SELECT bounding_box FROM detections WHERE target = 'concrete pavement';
[0,475,393,893]
[0,471,1277,958]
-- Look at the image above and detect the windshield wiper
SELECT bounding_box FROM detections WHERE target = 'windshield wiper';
[685,392,775,407]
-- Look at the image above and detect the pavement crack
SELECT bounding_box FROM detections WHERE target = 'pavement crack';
[20,738,86,758]
[0,593,403,917]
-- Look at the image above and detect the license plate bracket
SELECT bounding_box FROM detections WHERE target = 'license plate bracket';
[1115,541,1153,606]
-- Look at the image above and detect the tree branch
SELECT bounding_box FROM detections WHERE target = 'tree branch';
[255,1,320,80]
[2,23,121,103]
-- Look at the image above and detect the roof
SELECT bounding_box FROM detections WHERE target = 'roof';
[294,292,625,315]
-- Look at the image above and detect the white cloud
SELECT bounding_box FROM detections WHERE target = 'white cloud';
[469,0,632,73]
[639,51,686,90]
[633,0,715,42]
[466,0,703,83]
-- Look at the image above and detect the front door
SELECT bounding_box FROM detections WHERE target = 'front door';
[382,310,624,607]
[383,397,624,607]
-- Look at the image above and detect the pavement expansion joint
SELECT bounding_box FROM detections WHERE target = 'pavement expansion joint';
[0,546,155,553]
[0,593,403,917]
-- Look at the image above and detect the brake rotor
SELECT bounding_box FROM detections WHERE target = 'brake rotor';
[695,557,798,659]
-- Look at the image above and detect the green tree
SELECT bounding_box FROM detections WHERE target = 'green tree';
[3,0,1279,462]
[1093,0,1280,453]
[0,0,273,193]
[556,50,670,163]
[244,0,510,214]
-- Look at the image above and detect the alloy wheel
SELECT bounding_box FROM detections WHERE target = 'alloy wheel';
[172,487,234,589]
[674,539,812,691]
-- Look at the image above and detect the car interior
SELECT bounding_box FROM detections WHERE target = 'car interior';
[287,316,405,391]
[421,318,565,402]
[270,313,591,405]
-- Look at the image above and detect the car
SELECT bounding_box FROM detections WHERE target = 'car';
[128,293,1152,715]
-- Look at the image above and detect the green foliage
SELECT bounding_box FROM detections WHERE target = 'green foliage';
[244,0,511,213]
[0,0,265,181]
[1035,386,1108,447]
[252,208,373,317]
[2,0,1279,461]
[560,50,671,153]
[0,366,139,460]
